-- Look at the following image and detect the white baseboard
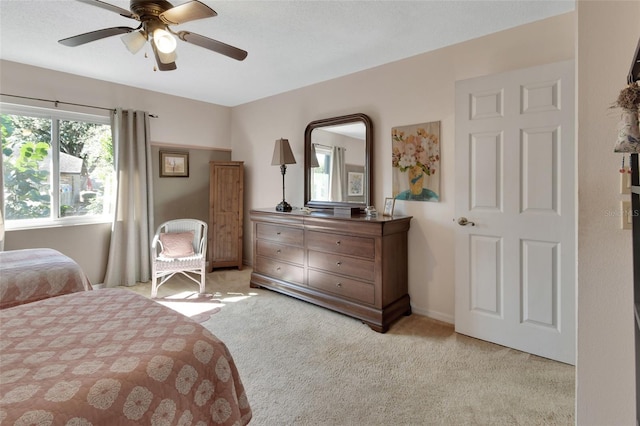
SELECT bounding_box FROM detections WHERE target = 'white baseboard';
[410,305,454,325]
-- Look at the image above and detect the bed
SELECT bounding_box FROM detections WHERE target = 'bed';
[0,248,91,309]
[0,287,252,425]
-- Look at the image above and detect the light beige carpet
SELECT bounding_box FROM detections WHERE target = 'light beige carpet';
[127,269,575,426]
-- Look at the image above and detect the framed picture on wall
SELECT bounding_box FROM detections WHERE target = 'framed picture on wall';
[347,171,364,196]
[160,151,189,177]
[344,164,365,203]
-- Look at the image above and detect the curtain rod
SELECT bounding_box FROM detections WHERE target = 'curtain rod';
[313,143,346,151]
[0,93,158,118]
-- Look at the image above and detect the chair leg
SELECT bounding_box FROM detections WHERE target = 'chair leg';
[151,265,158,298]
[199,268,205,294]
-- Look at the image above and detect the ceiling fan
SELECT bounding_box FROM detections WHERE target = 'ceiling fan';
[58,0,248,71]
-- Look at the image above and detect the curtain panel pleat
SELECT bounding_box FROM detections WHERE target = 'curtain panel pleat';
[0,158,4,251]
[329,146,346,202]
[103,109,154,287]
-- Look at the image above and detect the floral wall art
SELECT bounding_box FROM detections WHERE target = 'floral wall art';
[391,121,440,201]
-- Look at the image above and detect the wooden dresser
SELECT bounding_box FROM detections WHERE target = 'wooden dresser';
[250,208,412,332]
[209,161,243,271]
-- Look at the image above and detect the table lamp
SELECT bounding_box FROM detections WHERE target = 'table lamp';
[272,138,296,212]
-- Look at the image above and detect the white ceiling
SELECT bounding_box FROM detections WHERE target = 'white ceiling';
[0,0,574,107]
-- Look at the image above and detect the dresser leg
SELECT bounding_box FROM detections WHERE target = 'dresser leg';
[364,321,388,333]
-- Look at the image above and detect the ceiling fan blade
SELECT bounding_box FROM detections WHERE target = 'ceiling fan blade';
[160,1,217,25]
[177,31,247,61]
[59,27,136,47]
[76,0,137,20]
[151,42,177,71]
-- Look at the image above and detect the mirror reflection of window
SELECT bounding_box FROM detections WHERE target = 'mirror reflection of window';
[311,145,332,201]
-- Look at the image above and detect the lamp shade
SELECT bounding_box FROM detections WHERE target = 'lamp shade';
[271,138,296,165]
[121,30,147,54]
[309,143,320,168]
[157,49,177,65]
[153,28,177,54]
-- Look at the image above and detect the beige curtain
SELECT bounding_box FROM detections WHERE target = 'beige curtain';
[0,202,4,252]
[329,146,346,202]
[0,161,4,251]
[103,109,154,287]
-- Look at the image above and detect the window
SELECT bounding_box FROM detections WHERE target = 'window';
[310,145,332,201]
[1,104,114,228]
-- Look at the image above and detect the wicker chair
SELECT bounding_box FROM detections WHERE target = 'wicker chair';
[151,219,207,298]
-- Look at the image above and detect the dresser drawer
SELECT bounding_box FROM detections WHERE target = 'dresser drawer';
[255,256,304,285]
[308,250,375,282]
[308,270,374,305]
[256,223,303,246]
[307,231,375,259]
[256,240,304,265]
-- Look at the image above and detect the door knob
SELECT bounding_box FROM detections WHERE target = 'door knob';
[456,217,475,226]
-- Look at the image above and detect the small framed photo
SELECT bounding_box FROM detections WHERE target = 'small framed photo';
[347,171,364,196]
[160,150,189,177]
[383,198,395,216]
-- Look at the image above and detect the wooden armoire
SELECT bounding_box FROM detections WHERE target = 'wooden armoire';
[208,161,244,271]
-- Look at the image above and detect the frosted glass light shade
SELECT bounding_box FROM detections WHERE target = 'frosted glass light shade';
[153,28,177,54]
[157,49,177,64]
[121,31,146,54]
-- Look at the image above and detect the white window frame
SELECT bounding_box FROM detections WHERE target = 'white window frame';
[1,103,114,230]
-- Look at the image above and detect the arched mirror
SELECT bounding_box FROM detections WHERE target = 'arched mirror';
[304,113,372,210]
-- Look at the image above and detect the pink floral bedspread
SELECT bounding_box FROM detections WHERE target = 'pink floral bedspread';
[0,288,252,425]
[0,248,91,309]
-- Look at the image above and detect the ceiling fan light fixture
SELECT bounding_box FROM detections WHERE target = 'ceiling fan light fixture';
[57,0,248,67]
[121,30,146,54]
[157,49,177,65]
[153,28,177,54]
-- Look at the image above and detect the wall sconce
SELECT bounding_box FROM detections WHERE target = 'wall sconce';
[309,143,320,168]
[271,138,296,212]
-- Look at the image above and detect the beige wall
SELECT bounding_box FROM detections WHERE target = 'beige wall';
[231,12,576,323]
[576,1,639,424]
[151,145,231,227]
[4,223,112,286]
[0,60,231,149]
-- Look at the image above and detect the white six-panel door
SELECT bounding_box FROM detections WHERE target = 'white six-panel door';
[454,60,575,364]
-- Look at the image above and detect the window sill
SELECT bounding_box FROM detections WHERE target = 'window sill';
[6,217,112,232]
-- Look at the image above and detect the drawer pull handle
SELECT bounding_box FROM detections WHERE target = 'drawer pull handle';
[336,261,342,266]
[336,282,342,288]
[276,232,281,235]
[276,249,281,254]
[336,240,341,245]
[276,267,281,271]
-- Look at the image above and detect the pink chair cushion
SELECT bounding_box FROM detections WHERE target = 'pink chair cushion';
[159,231,195,258]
